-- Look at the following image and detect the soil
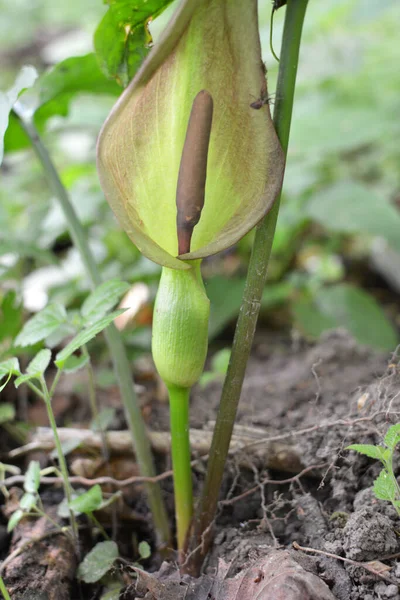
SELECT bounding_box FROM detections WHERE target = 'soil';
[2,329,400,599]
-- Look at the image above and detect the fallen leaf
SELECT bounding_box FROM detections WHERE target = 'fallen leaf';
[131,550,337,599]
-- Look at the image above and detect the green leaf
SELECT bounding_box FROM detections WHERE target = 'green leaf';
[306,181,400,254]
[24,461,41,494]
[138,540,151,560]
[211,348,231,375]
[373,469,397,502]
[26,349,52,377]
[0,404,16,425]
[0,358,20,392]
[81,280,130,324]
[384,424,400,451]
[69,485,103,515]
[20,493,37,512]
[14,304,67,347]
[91,407,116,432]
[0,358,20,380]
[207,278,291,340]
[38,53,120,110]
[346,444,390,463]
[94,0,174,87]
[0,66,37,164]
[55,309,125,369]
[62,354,90,374]
[7,509,24,532]
[294,285,398,351]
[77,541,119,583]
[0,291,23,342]
[100,587,122,600]
[14,373,37,389]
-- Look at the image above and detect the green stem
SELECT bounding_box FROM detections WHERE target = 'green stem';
[82,345,117,539]
[168,385,193,554]
[186,0,308,575]
[12,104,171,548]
[40,377,79,544]
[0,576,11,600]
[27,381,46,401]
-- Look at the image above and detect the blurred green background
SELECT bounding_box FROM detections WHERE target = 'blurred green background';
[1,0,400,360]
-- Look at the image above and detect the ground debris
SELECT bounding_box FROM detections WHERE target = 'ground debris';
[126,550,336,599]
[2,507,77,600]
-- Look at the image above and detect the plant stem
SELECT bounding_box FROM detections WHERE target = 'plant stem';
[186,0,309,575]
[12,104,171,548]
[0,576,11,600]
[167,385,193,554]
[39,377,79,544]
[82,345,117,539]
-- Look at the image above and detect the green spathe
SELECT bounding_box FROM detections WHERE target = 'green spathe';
[97,0,284,270]
[152,262,209,388]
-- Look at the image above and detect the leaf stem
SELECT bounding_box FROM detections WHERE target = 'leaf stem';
[186,0,309,574]
[167,385,193,554]
[12,104,171,548]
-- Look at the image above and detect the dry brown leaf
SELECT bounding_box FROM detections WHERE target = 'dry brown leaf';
[131,550,337,600]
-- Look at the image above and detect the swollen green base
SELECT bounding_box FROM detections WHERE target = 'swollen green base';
[168,385,193,552]
[152,261,209,389]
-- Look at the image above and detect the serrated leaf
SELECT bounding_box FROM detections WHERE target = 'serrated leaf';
[0,358,20,389]
[346,444,390,463]
[81,280,130,324]
[55,310,125,369]
[7,509,24,532]
[20,492,37,512]
[384,424,400,450]
[69,485,103,515]
[0,65,37,164]
[373,469,397,502]
[138,540,151,560]
[26,349,52,376]
[91,407,116,432]
[15,304,67,347]
[62,354,90,374]
[24,461,41,494]
[0,358,20,378]
[77,541,119,583]
[0,404,16,425]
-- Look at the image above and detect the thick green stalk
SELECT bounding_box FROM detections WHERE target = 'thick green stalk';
[168,385,193,553]
[186,0,308,574]
[13,104,171,548]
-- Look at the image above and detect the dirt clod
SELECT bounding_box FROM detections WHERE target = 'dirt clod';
[343,508,398,561]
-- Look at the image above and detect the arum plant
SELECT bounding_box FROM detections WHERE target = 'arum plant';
[97,0,284,555]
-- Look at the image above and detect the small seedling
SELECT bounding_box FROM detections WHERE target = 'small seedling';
[0,280,128,544]
[347,423,400,516]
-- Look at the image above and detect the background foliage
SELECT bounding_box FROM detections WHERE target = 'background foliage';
[1,0,400,359]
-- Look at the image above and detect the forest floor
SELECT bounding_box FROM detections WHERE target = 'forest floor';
[1,330,400,599]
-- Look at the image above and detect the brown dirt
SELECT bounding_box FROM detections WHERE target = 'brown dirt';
[3,330,400,599]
